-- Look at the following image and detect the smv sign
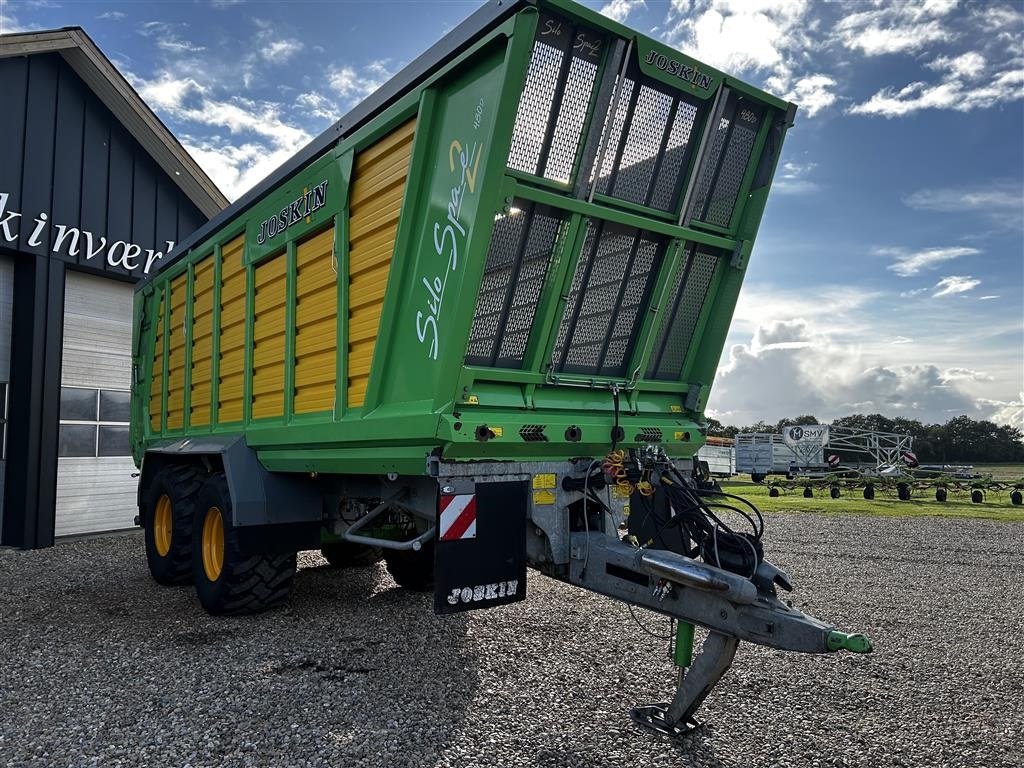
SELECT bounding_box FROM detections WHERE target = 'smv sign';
[782,425,830,448]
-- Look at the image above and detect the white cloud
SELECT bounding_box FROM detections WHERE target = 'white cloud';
[731,284,878,336]
[128,69,311,199]
[835,3,957,56]
[709,319,987,425]
[600,0,646,23]
[899,287,929,298]
[781,74,836,117]
[891,336,914,345]
[295,91,338,122]
[328,60,394,105]
[138,21,206,54]
[933,275,981,297]
[977,394,1024,429]
[904,180,1023,213]
[98,11,125,20]
[944,367,994,382]
[181,138,300,202]
[663,0,813,96]
[260,38,303,64]
[978,295,1000,300]
[878,245,979,277]
[773,159,821,195]
[849,67,1024,117]
[0,5,28,32]
[926,51,986,80]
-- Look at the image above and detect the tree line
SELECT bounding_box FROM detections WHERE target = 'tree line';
[704,413,1024,464]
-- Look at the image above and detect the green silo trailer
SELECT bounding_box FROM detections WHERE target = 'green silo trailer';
[130,0,870,735]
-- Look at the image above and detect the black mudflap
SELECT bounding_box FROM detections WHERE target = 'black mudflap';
[434,480,528,614]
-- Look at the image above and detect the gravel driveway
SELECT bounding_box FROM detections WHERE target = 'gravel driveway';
[1,512,1021,768]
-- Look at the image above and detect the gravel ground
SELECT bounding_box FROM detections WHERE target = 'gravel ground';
[1,512,1022,768]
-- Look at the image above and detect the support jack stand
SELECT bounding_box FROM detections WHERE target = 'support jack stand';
[629,704,701,740]
[630,625,738,741]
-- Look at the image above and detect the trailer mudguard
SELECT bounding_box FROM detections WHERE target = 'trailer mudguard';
[140,437,322,550]
[434,480,528,614]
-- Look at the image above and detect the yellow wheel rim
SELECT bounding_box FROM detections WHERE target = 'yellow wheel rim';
[154,495,173,557]
[202,506,225,582]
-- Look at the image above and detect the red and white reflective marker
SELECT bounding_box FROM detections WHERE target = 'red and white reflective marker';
[439,494,477,541]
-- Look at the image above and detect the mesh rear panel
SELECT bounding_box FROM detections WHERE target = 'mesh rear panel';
[646,244,722,381]
[591,57,704,213]
[507,14,604,185]
[551,220,667,377]
[465,201,566,368]
[689,94,764,229]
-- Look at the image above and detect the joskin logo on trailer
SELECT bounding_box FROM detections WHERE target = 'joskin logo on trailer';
[636,41,720,96]
[415,114,485,360]
[255,180,329,245]
[246,152,341,262]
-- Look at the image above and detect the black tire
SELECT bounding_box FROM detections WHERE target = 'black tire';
[863,484,875,500]
[897,483,911,501]
[383,541,435,592]
[1011,490,1023,506]
[321,541,383,568]
[803,486,813,498]
[830,486,841,499]
[971,489,983,504]
[768,487,780,498]
[751,473,766,484]
[142,464,202,586]
[935,487,947,503]
[192,473,296,615]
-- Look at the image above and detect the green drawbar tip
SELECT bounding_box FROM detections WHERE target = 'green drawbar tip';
[826,631,874,654]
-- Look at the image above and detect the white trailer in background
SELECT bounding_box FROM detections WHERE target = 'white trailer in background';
[735,432,825,480]
[697,437,735,477]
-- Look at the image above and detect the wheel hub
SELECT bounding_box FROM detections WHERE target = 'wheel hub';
[202,506,225,581]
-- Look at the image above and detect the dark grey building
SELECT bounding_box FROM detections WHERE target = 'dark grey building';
[0,27,226,548]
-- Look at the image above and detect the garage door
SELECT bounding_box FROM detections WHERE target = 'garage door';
[0,255,12,530]
[55,270,137,536]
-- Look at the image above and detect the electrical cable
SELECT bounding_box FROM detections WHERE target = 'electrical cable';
[628,603,675,640]
[580,458,602,579]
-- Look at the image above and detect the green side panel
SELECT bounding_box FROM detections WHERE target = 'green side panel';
[371,42,512,411]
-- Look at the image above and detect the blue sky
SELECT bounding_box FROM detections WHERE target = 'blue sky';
[2,0,1022,428]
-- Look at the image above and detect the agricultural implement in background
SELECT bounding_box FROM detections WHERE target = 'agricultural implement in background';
[129,0,873,740]
[766,470,1024,505]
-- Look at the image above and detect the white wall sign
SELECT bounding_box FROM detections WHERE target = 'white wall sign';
[0,192,174,275]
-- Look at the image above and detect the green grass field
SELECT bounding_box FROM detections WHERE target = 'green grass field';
[720,478,1024,522]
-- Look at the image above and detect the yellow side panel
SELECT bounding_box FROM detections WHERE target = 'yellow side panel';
[346,118,416,408]
[166,272,188,430]
[217,235,247,424]
[251,252,287,420]
[294,226,337,415]
[189,255,215,427]
[149,291,165,431]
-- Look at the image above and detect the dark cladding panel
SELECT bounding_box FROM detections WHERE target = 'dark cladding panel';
[20,55,60,257]
[132,157,157,256]
[154,177,180,260]
[0,57,29,214]
[177,197,205,244]
[50,61,86,259]
[79,94,110,265]
[105,123,134,277]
